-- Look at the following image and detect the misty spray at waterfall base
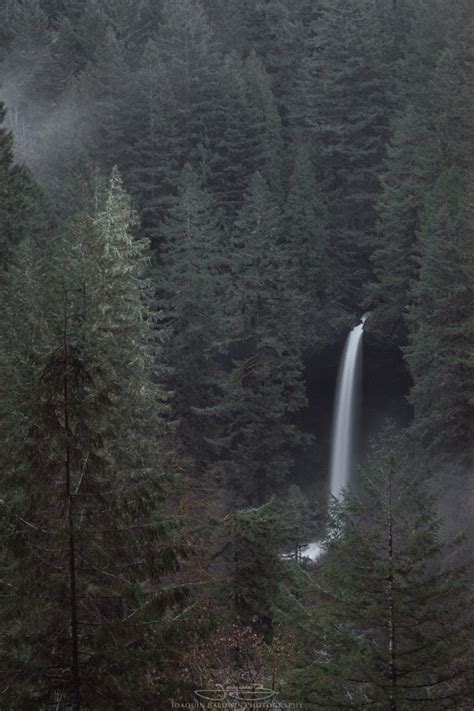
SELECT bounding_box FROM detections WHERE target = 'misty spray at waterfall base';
[302,316,366,562]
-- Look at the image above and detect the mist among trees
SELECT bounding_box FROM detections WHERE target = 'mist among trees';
[0,0,473,708]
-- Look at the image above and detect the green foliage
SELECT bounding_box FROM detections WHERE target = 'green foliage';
[0,0,473,703]
[286,436,474,708]
[230,489,316,637]
[158,165,229,469]
[291,0,391,304]
[0,169,184,707]
[284,141,333,346]
[0,102,50,266]
[223,173,308,504]
[405,169,474,460]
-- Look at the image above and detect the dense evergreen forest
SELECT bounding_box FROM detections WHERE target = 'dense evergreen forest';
[0,0,473,708]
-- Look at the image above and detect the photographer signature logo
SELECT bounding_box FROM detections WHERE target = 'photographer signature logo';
[194,683,277,703]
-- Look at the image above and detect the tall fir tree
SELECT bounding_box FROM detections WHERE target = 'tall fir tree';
[291,0,391,306]
[405,169,474,463]
[286,436,474,708]
[206,52,262,221]
[284,140,334,347]
[369,0,474,341]
[0,169,185,708]
[153,0,224,174]
[80,27,134,176]
[223,173,308,505]
[158,165,229,471]
[0,102,49,266]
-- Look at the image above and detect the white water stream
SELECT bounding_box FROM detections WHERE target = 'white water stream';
[301,316,366,561]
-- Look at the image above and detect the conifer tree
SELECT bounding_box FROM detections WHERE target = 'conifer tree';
[284,141,333,347]
[49,1,107,89]
[0,169,184,708]
[368,105,434,338]
[230,498,292,638]
[128,0,226,231]
[158,165,229,470]
[230,488,317,638]
[287,437,474,708]
[0,102,49,266]
[405,169,474,463]
[0,1,14,60]
[244,51,284,200]
[128,38,182,241]
[80,28,134,175]
[243,0,300,119]
[206,52,262,221]
[1,0,54,103]
[291,0,390,305]
[224,173,307,505]
[369,0,473,339]
[153,0,224,173]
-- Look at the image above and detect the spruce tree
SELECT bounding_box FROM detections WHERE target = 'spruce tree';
[286,437,474,708]
[224,173,307,505]
[158,165,229,471]
[80,27,134,175]
[244,51,284,200]
[0,102,49,266]
[0,169,184,708]
[291,0,390,305]
[127,38,182,242]
[128,0,226,231]
[206,52,262,221]
[405,169,474,463]
[153,0,224,173]
[284,140,333,347]
[369,0,473,339]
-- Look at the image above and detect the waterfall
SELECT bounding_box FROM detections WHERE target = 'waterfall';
[301,316,366,562]
[329,316,366,501]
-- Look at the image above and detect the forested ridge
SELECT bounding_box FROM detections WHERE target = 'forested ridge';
[0,0,473,708]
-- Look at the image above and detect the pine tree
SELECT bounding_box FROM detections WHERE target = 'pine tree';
[0,169,185,708]
[369,0,473,339]
[223,173,308,505]
[286,436,474,708]
[205,52,261,221]
[405,169,474,463]
[0,102,49,266]
[243,0,301,120]
[153,0,224,172]
[80,27,134,175]
[368,105,435,340]
[158,165,229,471]
[1,0,55,104]
[291,0,390,305]
[244,51,284,200]
[127,38,182,243]
[128,0,225,232]
[284,140,333,347]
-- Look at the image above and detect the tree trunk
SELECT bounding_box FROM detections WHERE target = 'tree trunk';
[64,296,81,710]
[387,464,397,711]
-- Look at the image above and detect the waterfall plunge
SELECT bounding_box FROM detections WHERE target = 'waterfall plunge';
[301,316,366,562]
[329,317,365,500]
